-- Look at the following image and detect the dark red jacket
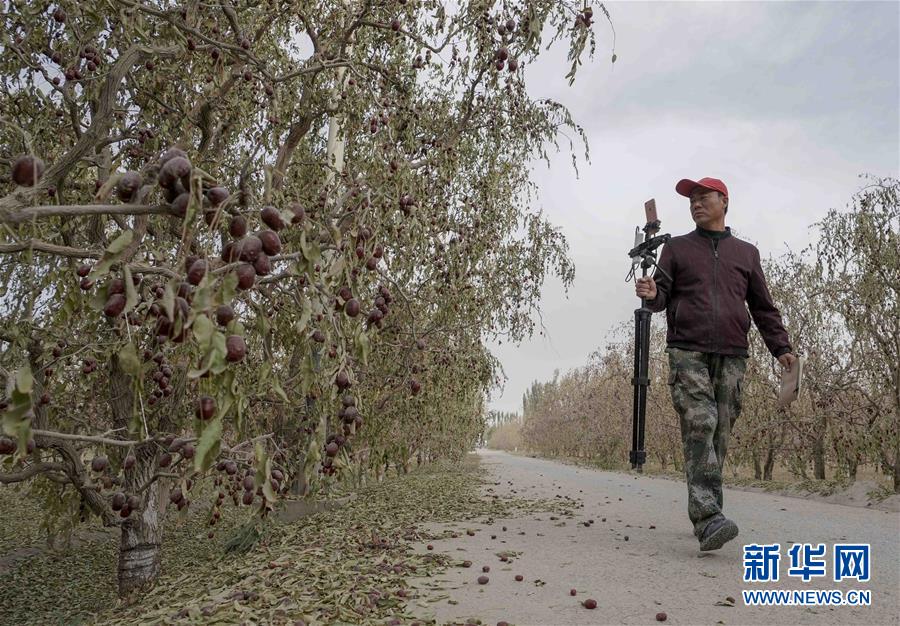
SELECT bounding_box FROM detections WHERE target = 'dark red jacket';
[646,226,792,358]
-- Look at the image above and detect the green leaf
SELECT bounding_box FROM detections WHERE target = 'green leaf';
[88,230,134,278]
[236,395,246,433]
[188,323,220,379]
[61,288,80,318]
[88,281,111,312]
[300,376,311,398]
[299,231,321,266]
[217,394,235,427]
[257,361,272,393]
[118,343,141,376]
[327,254,346,278]
[187,359,210,380]
[209,331,228,375]
[328,223,342,247]
[295,298,311,334]
[194,416,222,473]
[184,174,202,226]
[192,276,213,312]
[107,229,134,254]
[300,351,315,396]
[123,266,138,314]
[94,172,121,201]
[271,375,289,404]
[220,271,238,304]
[2,366,33,453]
[356,329,370,367]
[15,366,33,395]
[299,230,310,260]
[193,313,213,346]
[256,311,271,337]
[163,279,176,322]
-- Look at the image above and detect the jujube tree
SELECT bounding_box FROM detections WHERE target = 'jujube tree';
[0,0,608,595]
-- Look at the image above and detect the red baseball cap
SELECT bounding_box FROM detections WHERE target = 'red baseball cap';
[676,177,728,199]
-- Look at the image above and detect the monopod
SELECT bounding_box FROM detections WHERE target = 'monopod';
[626,199,671,472]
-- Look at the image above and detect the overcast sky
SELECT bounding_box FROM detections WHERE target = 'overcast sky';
[485,1,900,415]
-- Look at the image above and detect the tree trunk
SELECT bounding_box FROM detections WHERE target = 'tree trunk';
[893,405,900,494]
[673,450,683,473]
[893,434,900,494]
[753,451,762,480]
[117,445,162,598]
[812,409,827,480]
[812,436,826,480]
[763,445,776,481]
[290,462,308,496]
[104,352,163,597]
[354,457,367,489]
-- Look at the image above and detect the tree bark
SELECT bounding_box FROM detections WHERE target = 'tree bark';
[812,435,826,480]
[117,444,162,598]
[812,406,827,480]
[107,352,163,597]
[893,432,899,494]
[763,444,776,481]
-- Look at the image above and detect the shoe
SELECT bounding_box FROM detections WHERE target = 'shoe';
[699,517,738,551]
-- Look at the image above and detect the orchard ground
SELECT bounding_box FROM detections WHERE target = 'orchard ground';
[0,450,897,625]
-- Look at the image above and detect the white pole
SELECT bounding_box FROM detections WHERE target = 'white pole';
[325,0,352,187]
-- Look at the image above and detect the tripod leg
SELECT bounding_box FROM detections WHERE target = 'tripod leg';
[630,306,643,469]
[636,308,652,466]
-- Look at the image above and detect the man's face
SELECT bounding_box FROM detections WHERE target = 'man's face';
[689,188,727,228]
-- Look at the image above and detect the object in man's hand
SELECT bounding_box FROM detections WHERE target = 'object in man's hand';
[645,198,658,225]
[777,356,804,408]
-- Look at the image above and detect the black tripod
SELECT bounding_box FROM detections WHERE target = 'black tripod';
[626,213,670,472]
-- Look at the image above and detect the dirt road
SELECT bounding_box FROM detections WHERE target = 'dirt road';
[410,450,899,626]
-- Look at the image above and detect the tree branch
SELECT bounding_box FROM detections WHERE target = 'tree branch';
[0,239,100,259]
[0,461,68,484]
[130,263,179,279]
[0,45,180,217]
[31,429,145,447]
[272,107,315,191]
[2,204,174,225]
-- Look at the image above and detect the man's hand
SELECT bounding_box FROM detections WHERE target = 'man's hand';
[777,352,798,371]
[635,276,657,300]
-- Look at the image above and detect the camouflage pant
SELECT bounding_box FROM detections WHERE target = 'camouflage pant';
[666,347,747,539]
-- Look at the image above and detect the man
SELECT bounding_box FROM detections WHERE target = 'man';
[635,177,797,551]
